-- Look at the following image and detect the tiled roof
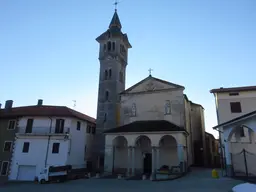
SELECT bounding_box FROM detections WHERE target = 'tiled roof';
[104,120,187,134]
[96,29,132,48]
[210,86,256,93]
[109,10,122,29]
[205,132,215,139]
[184,94,204,109]
[0,105,95,123]
[95,11,132,48]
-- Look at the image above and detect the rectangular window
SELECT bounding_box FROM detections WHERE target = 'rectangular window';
[8,120,16,130]
[55,119,65,133]
[230,102,242,113]
[52,143,60,154]
[3,141,12,152]
[212,141,215,152]
[229,92,239,96]
[119,71,123,83]
[25,119,34,133]
[0,161,9,176]
[22,142,30,153]
[77,121,81,131]
[86,125,90,133]
[92,127,96,134]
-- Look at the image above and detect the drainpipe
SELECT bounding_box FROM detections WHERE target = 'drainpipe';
[213,93,225,176]
[214,127,226,176]
[185,134,189,172]
[218,129,223,176]
[189,111,193,166]
[183,100,189,170]
[44,117,53,167]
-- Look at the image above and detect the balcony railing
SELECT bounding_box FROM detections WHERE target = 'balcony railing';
[16,126,70,136]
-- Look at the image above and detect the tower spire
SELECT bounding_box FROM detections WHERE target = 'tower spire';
[109,1,122,29]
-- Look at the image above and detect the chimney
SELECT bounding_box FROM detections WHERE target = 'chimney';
[5,100,13,109]
[37,99,43,106]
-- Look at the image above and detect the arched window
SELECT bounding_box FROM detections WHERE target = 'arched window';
[165,100,171,114]
[108,31,111,38]
[104,70,108,80]
[131,103,136,116]
[108,69,112,79]
[103,113,107,122]
[240,127,245,137]
[112,42,115,51]
[107,41,111,51]
[120,44,126,56]
[105,91,109,101]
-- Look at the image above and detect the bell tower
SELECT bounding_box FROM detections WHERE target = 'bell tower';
[94,9,132,166]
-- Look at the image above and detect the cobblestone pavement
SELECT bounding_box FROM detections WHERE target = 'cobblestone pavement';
[0,168,243,192]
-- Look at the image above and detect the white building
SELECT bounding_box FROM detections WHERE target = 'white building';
[8,101,95,181]
[213,111,256,177]
[210,85,256,176]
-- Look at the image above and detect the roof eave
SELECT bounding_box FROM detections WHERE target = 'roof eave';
[212,110,256,129]
[120,87,184,95]
[104,130,189,135]
[120,76,185,95]
[190,101,205,110]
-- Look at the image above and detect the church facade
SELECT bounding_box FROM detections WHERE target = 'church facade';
[95,10,206,175]
[104,75,207,176]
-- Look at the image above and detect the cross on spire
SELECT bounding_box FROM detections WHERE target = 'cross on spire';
[148,68,153,76]
[72,100,76,109]
[113,0,120,11]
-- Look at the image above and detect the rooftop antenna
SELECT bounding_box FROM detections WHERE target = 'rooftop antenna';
[72,100,76,109]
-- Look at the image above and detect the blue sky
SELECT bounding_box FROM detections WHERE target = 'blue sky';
[1,0,255,138]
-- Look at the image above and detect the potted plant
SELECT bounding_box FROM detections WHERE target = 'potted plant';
[157,165,170,174]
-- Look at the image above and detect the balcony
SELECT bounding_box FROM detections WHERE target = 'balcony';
[16,126,70,137]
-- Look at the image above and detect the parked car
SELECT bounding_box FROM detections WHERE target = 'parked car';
[232,183,256,192]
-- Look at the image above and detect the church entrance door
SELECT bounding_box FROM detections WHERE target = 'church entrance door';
[143,153,152,175]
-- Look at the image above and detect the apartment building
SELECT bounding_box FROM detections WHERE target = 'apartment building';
[0,101,18,183]
[210,85,256,176]
[0,100,95,181]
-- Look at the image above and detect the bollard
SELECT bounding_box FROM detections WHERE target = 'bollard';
[212,169,219,179]
[117,174,122,179]
[87,173,91,178]
[142,175,147,180]
[95,173,100,178]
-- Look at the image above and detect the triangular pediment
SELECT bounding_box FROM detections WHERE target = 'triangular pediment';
[122,76,184,94]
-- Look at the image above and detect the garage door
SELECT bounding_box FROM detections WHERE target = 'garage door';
[17,165,36,181]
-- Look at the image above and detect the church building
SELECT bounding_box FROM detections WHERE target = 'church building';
[94,9,206,177]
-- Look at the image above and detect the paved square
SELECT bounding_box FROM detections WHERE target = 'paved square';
[1,169,243,192]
